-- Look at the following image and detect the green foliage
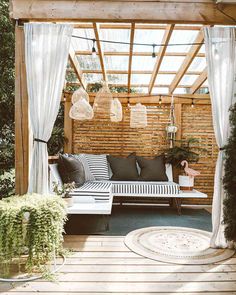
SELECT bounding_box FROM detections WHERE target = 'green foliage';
[165,138,202,167]
[53,181,75,197]
[0,0,15,196]
[0,194,67,276]
[87,82,136,94]
[48,105,66,156]
[223,103,236,242]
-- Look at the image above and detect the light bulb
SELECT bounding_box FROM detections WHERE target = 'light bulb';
[191,99,194,108]
[91,39,96,58]
[92,47,96,58]
[152,44,156,58]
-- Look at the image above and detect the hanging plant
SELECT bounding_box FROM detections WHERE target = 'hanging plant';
[223,102,236,242]
[0,194,67,277]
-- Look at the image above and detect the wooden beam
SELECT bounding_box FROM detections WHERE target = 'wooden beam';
[9,1,236,25]
[64,101,73,153]
[75,50,205,58]
[69,46,86,89]
[128,23,135,93]
[71,69,202,75]
[169,31,204,94]
[67,82,194,88]
[15,26,29,195]
[190,68,208,94]
[64,91,210,104]
[74,24,203,30]
[93,23,107,82]
[148,24,175,94]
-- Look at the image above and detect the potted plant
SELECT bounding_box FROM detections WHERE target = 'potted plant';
[165,138,203,190]
[0,194,67,280]
[53,181,75,207]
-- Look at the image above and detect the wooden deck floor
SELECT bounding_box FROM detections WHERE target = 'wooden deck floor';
[1,235,236,294]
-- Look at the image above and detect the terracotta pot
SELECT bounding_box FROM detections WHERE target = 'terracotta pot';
[63,197,74,207]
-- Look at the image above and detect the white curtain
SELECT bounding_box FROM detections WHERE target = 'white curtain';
[204,27,236,248]
[24,23,73,194]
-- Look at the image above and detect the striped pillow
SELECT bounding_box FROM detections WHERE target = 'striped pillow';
[70,154,95,182]
[84,154,109,180]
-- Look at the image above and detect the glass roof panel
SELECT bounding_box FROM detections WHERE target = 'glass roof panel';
[173,87,190,94]
[133,29,165,52]
[84,73,103,84]
[133,87,148,93]
[100,29,130,52]
[104,56,129,70]
[166,30,199,53]
[152,87,169,94]
[131,74,152,84]
[77,55,101,70]
[72,28,95,51]
[107,74,128,84]
[180,75,199,86]
[132,56,157,71]
[155,74,175,85]
[199,44,205,54]
[188,57,206,72]
[159,56,185,71]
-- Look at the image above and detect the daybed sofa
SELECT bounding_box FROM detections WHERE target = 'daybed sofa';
[49,153,185,214]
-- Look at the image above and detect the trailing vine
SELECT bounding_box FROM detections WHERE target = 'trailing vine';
[223,102,236,242]
[0,194,67,277]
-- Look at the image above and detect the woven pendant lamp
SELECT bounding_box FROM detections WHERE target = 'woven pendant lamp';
[72,87,89,104]
[110,98,123,122]
[130,103,147,128]
[69,87,94,120]
[93,81,113,117]
[69,98,94,120]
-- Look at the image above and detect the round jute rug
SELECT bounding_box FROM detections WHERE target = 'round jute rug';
[124,226,235,264]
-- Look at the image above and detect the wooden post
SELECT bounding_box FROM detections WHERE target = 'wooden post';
[64,101,73,153]
[175,103,182,141]
[15,26,29,195]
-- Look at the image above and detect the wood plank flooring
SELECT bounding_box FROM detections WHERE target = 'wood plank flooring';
[1,235,236,294]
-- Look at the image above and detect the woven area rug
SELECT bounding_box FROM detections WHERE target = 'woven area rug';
[124,226,235,264]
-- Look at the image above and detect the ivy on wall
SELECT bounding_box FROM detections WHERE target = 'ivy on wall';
[223,102,236,242]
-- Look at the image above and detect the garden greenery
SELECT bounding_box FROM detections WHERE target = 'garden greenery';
[223,102,236,242]
[0,194,67,276]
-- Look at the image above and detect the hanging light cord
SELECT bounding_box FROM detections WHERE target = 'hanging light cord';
[72,34,204,48]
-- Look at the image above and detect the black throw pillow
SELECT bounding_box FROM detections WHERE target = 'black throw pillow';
[58,154,85,187]
[137,155,168,181]
[107,153,139,181]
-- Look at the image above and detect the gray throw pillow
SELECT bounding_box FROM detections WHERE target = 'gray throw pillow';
[58,154,85,187]
[107,153,139,181]
[137,155,168,181]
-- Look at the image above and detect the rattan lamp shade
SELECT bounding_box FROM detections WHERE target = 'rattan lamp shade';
[110,98,123,122]
[69,98,94,120]
[72,87,89,104]
[93,82,113,117]
[130,103,147,128]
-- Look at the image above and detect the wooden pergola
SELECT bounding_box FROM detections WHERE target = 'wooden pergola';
[10,0,236,195]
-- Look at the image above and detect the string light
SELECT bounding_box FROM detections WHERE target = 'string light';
[152,44,156,58]
[73,34,204,48]
[91,39,96,58]
[191,99,194,108]
[159,96,162,106]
